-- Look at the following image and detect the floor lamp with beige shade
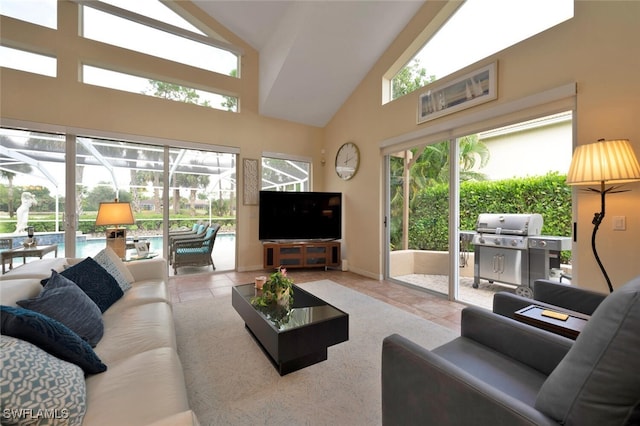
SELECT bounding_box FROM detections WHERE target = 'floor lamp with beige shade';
[95,200,135,259]
[566,139,640,293]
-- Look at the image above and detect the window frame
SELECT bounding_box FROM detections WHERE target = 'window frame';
[261,152,312,192]
[75,0,243,77]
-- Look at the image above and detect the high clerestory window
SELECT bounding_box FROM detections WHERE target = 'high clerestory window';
[0,0,58,76]
[80,0,239,77]
[82,65,238,112]
[74,0,240,111]
[0,46,56,77]
[0,0,57,29]
[385,0,574,102]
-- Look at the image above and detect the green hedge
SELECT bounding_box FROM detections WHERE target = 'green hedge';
[0,214,236,235]
[407,172,572,256]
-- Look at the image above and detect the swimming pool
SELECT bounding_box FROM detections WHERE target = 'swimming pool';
[8,233,236,272]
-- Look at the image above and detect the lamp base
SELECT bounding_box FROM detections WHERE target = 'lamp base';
[105,228,127,258]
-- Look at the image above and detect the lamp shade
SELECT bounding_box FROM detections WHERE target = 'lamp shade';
[95,201,135,226]
[566,139,640,186]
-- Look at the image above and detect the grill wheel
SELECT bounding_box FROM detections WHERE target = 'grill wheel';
[515,285,533,299]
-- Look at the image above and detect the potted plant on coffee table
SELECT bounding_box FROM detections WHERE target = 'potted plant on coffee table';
[251,267,294,326]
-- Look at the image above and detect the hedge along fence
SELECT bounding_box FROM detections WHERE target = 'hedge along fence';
[0,215,237,235]
[408,172,572,260]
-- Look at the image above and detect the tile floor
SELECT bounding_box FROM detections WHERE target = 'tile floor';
[168,267,465,333]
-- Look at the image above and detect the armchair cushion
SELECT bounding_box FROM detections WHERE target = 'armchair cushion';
[459,307,572,376]
[382,333,559,425]
[535,275,640,425]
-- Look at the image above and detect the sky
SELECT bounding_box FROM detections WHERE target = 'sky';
[415,0,573,79]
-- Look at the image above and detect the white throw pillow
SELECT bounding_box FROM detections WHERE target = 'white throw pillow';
[93,246,134,292]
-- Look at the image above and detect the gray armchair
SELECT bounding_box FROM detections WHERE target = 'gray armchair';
[382,275,640,425]
[493,279,607,321]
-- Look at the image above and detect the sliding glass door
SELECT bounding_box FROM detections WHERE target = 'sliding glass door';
[385,112,573,308]
[1,126,238,273]
[387,142,452,298]
[167,148,236,272]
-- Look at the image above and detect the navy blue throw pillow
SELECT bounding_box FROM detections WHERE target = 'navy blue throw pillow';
[0,305,107,374]
[55,257,123,313]
[18,270,104,347]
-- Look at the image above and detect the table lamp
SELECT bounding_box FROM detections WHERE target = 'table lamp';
[95,200,135,258]
[566,138,640,292]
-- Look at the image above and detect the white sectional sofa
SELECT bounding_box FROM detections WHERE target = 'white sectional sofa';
[0,253,199,426]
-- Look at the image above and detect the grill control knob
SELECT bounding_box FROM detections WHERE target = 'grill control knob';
[538,240,547,248]
[511,240,518,247]
[479,237,485,244]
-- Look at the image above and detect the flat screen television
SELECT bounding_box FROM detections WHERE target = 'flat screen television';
[259,191,342,241]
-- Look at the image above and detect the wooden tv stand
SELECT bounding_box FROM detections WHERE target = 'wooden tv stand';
[263,241,341,269]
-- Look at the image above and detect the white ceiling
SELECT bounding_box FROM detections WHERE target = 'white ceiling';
[193,1,425,127]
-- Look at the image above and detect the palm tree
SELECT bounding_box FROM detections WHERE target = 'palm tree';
[173,172,210,216]
[390,136,490,250]
[0,170,17,218]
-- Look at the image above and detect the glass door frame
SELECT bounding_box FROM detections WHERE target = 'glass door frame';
[382,83,577,303]
[383,138,461,301]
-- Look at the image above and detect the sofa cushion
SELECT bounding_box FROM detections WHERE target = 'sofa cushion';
[95,302,176,365]
[535,275,640,424]
[0,305,107,374]
[0,257,68,281]
[17,270,104,347]
[106,281,170,311]
[0,279,44,306]
[83,347,190,425]
[48,257,124,313]
[0,335,87,426]
[93,247,134,292]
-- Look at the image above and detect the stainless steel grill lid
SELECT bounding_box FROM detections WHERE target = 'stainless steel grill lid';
[475,213,543,236]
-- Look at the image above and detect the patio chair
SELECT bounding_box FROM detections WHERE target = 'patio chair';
[169,222,200,236]
[168,223,209,253]
[171,224,220,274]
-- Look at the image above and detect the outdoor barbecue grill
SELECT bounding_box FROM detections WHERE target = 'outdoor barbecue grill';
[469,213,571,298]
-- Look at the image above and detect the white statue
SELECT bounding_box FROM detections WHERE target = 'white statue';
[15,192,37,234]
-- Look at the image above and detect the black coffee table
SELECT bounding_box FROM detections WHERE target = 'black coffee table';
[232,283,349,375]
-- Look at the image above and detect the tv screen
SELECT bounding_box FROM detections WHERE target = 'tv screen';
[259,191,342,241]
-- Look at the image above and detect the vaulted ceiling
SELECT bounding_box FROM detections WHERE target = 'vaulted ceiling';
[193,1,425,127]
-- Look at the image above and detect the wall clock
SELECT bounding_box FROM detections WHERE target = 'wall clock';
[335,142,360,180]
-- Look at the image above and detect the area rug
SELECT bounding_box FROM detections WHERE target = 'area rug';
[173,279,458,426]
